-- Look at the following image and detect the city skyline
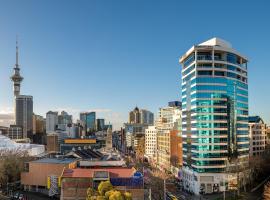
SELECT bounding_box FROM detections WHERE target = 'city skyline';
[1,0,270,129]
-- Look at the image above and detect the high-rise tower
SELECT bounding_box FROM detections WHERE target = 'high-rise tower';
[179,38,249,194]
[11,40,23,97]
[16,95,33,138]
[10,39,33,139]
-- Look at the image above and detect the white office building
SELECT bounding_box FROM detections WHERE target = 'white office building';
[46,111,58,133]
[145,126,157,160]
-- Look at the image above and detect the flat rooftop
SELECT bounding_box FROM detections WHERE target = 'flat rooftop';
[62,167,136,178]
[31,158,78,164]
[79,160,126,167]
[64,138,96,144]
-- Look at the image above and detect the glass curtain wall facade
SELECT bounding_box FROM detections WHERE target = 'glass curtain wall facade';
[80,112,96,133]
[180,38,249,174]
[15,95,33,138]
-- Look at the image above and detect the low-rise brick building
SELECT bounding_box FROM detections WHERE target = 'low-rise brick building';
[60,167,144,200]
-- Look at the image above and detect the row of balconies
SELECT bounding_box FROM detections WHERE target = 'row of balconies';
[183,52,247,69]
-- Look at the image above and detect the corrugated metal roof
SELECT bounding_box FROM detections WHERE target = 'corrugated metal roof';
[31,158,77,164]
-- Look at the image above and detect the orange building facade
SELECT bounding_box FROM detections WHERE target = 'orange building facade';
[170,130,183,167]
[21,158,77,192]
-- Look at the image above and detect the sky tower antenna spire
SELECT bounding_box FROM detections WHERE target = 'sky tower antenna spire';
[16,35,19,68]
[11,35,23,97]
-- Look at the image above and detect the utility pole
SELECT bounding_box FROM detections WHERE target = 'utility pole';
[164,179,166,200]
[223,174,226,200]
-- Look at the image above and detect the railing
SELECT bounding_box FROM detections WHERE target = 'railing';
[197,55,212,60]
[214,56,226,61]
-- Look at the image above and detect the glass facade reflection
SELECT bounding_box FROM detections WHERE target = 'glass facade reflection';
[80,112,96,133]
[180,40,249,173]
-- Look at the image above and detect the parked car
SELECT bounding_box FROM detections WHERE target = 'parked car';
[11,192,27,200]
[18,193,27,200]
[11,192,19,199]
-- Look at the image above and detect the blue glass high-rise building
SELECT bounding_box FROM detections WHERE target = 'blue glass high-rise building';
[80,112,96,133]
[179,38,249,194]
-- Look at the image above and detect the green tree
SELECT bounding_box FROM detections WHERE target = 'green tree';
[108,190,124,200]
[86,181,132,200]
[98,181,113,196]
[0,149,31,191]
[123,192,132,200]
[86,188,97,199]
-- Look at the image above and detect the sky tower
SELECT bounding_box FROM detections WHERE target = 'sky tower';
[11,39,23,97]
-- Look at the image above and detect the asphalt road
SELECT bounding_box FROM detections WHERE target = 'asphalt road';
[6,191,57,200]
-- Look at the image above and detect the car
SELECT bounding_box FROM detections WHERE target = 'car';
[18,193,26,200]
[11,192,20,199]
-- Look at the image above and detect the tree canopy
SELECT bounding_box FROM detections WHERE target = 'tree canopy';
[86,181,132,200]
[0,149,31,191]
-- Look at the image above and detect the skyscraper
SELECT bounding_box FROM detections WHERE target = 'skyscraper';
[128,107,154,125]
[58,111,72,125]
[129,107,140,124]
[96,118,105,131]
[80,112,96,133]
[46,111,58,133]
[33,114,46,144]
[179,38,249,194]
[140,109,154,125]
[15,95,33,138]
[125,107,154,151]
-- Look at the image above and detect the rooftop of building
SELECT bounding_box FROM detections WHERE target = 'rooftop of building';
[65,149,103,159]
[61,167,136,178]
[180,37,248,63]
[79,160,126,167]
[46,111,58,115]
[198,37,232,48]
[0,126,8,129]
[16,95,33,99]
[64,138,96,144]
[249,116,264,124]
[80,111,96,114]
[0,134,45,156]
[31,157,78,164]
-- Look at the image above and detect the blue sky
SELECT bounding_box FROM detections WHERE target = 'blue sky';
[0,0,270,129]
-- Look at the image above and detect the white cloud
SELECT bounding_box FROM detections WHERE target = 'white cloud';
[0,113,14,127]
[0,106,14,127]
[0,107,14,115]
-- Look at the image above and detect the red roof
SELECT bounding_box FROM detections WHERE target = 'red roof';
[62,167,136,178]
